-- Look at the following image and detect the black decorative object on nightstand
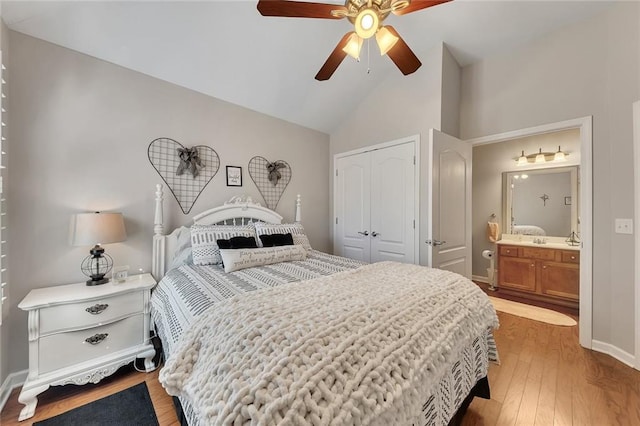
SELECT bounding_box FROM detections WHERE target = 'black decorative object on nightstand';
[80,245,113,285]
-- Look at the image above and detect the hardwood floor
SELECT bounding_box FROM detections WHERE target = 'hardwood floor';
[2,311,639,425]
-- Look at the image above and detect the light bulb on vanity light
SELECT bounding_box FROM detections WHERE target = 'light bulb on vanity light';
[516,150,528,166]
[535,148,546,164]
[554,146,566,162]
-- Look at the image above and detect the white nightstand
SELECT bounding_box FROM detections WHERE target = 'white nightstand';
[16,274,157,421]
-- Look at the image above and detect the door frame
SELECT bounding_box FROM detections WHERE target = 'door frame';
[333,135,421,264]
[466,116,593,349]
[633,101,640,370]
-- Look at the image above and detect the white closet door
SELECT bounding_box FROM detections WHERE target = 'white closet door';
[370,143,415,263]
[334,153,371,262]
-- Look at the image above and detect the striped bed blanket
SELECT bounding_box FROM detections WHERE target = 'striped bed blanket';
[156,260,499,425]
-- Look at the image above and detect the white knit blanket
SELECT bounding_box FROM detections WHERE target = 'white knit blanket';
[160,261,499,425]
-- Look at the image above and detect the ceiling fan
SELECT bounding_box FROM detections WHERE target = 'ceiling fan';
[257,0,451,81]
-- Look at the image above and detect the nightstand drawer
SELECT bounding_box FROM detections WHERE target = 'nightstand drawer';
[40,292,143,335]
[39,314,145,375]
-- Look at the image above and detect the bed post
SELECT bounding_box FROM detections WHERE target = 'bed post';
[295,194,302,223]
[152,184,166,280]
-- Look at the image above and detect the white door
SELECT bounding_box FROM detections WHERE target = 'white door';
[427,129,472,278]
[370,143,416,263]
[334,152,371,262]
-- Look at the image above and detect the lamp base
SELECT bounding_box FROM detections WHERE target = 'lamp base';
[86,277,109,286]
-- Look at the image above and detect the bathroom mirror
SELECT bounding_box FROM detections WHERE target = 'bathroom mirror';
[502,166,579,237]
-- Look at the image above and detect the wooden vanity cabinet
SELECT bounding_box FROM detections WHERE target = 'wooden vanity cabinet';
[498,244,579,309]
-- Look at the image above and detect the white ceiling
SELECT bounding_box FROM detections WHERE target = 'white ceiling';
[1,0,614,133]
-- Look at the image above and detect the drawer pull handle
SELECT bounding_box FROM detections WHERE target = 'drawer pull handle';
[85,333,109,345]
[571,256,576,260]
[85,304,109,315]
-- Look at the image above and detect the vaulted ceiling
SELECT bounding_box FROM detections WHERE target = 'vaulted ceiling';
[2,1,614,133]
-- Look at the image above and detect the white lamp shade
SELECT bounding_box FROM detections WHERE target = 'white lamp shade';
[70,212,127,246]
[342,33,363,59]
[376,26,399,56]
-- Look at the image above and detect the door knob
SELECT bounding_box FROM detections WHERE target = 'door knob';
[357,231,369,236]
[425,239,446,246]
[371,231,379,237]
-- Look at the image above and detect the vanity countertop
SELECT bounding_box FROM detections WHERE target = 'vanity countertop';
[496,238,580,251]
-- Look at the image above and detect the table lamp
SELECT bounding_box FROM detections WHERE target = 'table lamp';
[69,212,127,285]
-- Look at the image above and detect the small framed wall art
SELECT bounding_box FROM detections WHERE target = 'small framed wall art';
[226,166,243,187]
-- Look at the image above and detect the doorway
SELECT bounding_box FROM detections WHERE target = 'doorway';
[467,117,593,349]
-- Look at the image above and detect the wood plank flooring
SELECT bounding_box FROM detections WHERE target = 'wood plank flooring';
[2,311,640,425]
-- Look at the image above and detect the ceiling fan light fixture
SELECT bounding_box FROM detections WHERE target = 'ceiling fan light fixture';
[342,33,364,59]
[375,26,399,56]
[355,8,379,39]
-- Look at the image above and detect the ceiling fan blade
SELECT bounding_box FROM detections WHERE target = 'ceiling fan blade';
[385,26,422,75]
[257,0,347,19]
[315,32,353,81]
[392,0,451,16]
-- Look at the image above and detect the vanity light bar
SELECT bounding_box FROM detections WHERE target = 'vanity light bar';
[515,146,568,165]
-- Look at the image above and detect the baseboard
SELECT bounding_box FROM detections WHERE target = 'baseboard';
[0,369,28,412]
[591,340,636,369]
[472,275,489,284]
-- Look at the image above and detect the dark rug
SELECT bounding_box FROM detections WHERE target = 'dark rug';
[34,382,159,426]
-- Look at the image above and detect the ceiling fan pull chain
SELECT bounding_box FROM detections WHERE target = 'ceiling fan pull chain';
[367,38,371,74]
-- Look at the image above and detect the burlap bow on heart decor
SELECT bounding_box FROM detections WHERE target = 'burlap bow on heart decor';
[248,156,292,210]
[176,147,203,178]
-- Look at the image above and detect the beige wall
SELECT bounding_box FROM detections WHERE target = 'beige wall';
[441,44,461,138]
[329,44,461,265]
[472,129,581,278]
[461,3,639,353]
[6,31,331,374]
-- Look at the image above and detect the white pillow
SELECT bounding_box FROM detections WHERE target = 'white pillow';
[167,226,193,271]
[191,224,257,265]
[219,245,308,273]
[254,222,312,251]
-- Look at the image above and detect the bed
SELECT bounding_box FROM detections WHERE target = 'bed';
[149,185,499,425]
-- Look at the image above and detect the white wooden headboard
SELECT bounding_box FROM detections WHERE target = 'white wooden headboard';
[151,184,302,280]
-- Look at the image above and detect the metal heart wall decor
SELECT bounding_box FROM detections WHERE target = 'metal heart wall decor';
[148,137,220,214]
[248,156,292,210]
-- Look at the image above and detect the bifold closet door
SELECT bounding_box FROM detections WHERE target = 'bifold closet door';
[334,152,371,262]
[369,143,415,263]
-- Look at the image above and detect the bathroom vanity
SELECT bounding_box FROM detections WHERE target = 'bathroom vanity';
[497,238,579,309]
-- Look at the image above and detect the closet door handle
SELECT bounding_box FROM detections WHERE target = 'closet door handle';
[357,231,369,236]
[371,231,379,237]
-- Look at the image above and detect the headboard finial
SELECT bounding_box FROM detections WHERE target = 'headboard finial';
[154,184,164,235]
[295,194,302,223]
